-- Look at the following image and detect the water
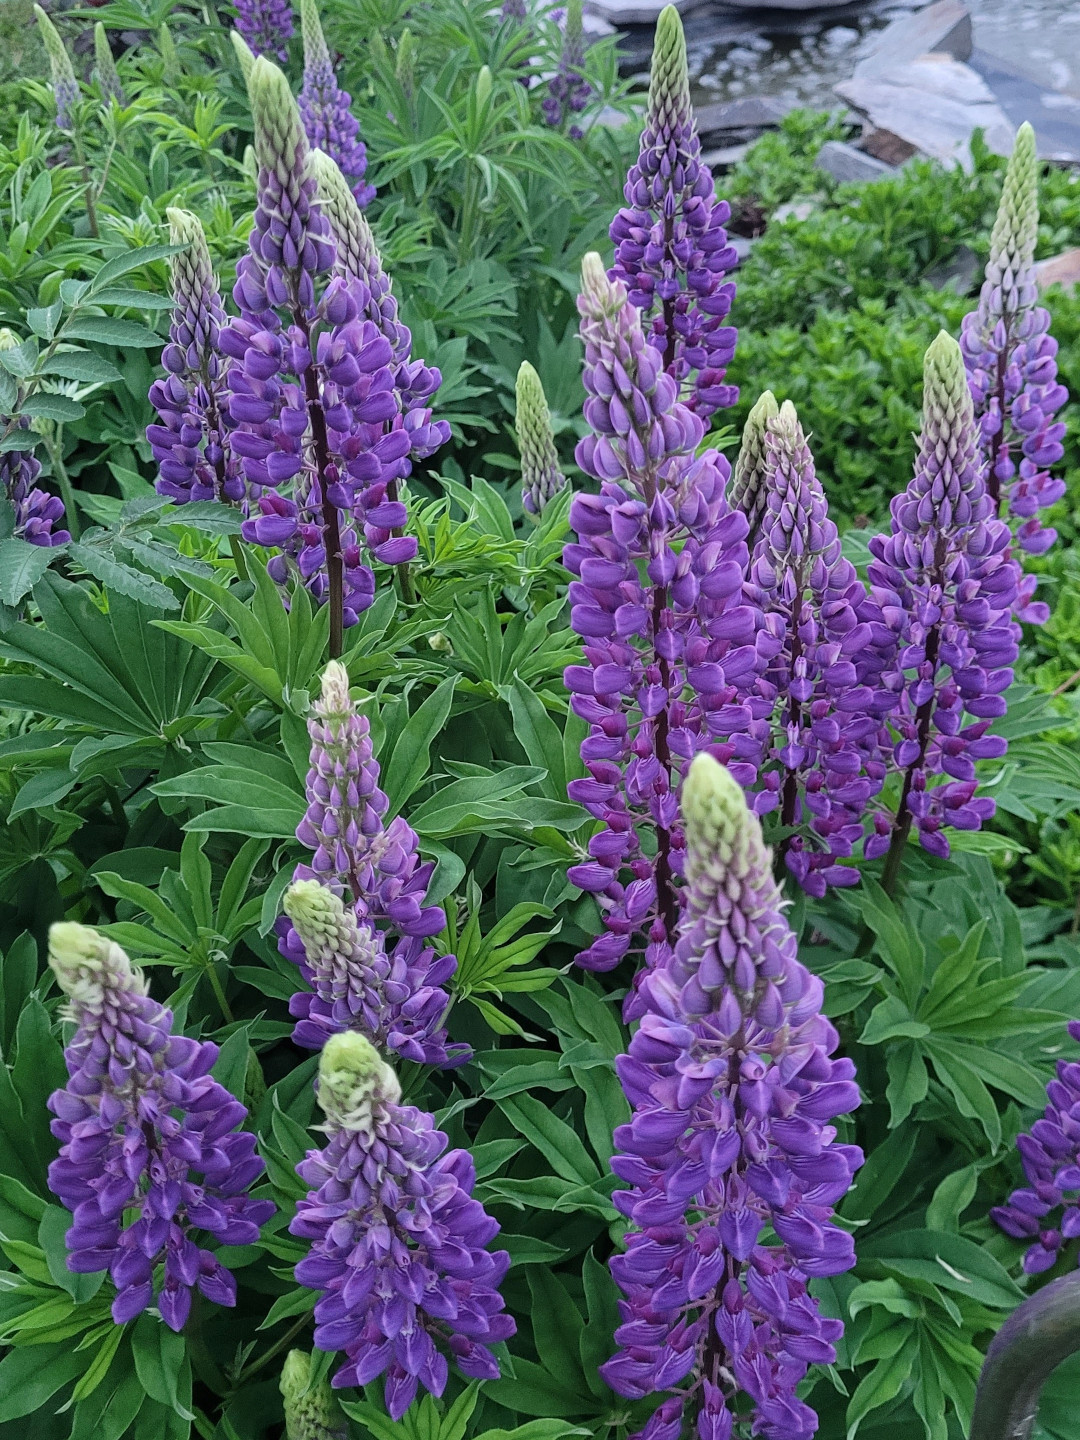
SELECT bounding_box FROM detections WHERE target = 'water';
[617,0,1080,113]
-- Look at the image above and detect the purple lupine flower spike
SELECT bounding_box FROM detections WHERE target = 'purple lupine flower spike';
[542,0,592,138]
[34,6,78,132]
[45,923,274,1331]
[234,0,294,63]
[291,1031,514,1414]
[0,333,69,546]
[867,331,1021,885]
[960,121,1068,603]
[278,662,466,1066]
[717,400,893,897]
[311,149,451,480]
[992,1021,1080,1275]
[603,753,862,1440]
[148,209,245,507]
[501,0,527,21]
[299,0,374,208]
[609,5,738,422]
[565,254,755,1005]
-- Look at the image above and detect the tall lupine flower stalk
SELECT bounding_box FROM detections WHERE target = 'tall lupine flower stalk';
[960,122,1068,609]
[991,1021,1080,1275]
[867,332,1021,891]
[610,6,737,422]
[281,1350,347,1440]
[277,661,464,1066]
[603,754,862,1440]
[719,401,893,897]
[33,5,78,131]
[299,0,374,208]
[45,923,274,1330]
[515,360,566,515]
[221,59,413,658]
[727,391,778,553]
[0,330,70,546]
[93,23,126,107]
[291,1031,514,1415]
[148,209,245,509]
[565,254,754,1006]
[311,148,451,485]
[234,0,294,63]
[542,0,592,138]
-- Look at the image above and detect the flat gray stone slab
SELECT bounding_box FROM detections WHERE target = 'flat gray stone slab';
[815,140,896,184]
[836,55,1015,169]
[853,0,971,79]
[968,48,1080,163]
[584,0,702,23]
[695,95,793,136]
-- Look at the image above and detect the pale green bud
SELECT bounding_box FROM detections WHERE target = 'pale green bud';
[988,121,1038,295]
[316,1030,401,1134]
[34,5,78,129]
[681,752,765,889]
[0,329,20,352]
[299,0,331,72]
[922,329,975,440]
[165,207,216,312]
[231,29,257,87]
[310,149,378,281]
[395,27,415,96]
[243,145,258,181]
[647,5,691,136]
[280,1351,346,1440]
[729,389,779,543]
[515,361,565,515]
[93,23,126,106]
[49,923,148,1013]
[249,55,308,182]
[476,65,493,109]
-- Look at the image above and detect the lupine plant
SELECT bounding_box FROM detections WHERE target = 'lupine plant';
[1,3,1080,1439]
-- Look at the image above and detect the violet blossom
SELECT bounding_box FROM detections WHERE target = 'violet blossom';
[960,121,1068,608]
[234,0,294,63]
[564,252,755,1007]
[515,359,566,514]
[609,5,738,422]
[299,0,374,208]
[45,923,273,1330]
[542,0,592,138]
[991,1021,1080,1275]
[148,208,245,507]
[717,399,893,897]
[277,660,464,1067]
[0,330,69,545]
[291,1031,514,1415]
[221,57,415,656]
[603,752,862,1440]
[866,331,1020,884]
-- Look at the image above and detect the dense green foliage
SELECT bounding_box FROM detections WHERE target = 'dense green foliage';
[1,6,1080,1440]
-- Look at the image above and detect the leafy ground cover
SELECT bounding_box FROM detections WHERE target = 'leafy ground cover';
[0,4,1080,1440]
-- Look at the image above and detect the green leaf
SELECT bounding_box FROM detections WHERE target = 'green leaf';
[846,1334,919,1439]
[39,352,123,384]
[505,677,567,801]
[859,994,929,1046]
[39,1205,104,1301]
[9,765,77,819]
[860,1229,1023,1309]
[486,1359,595,1418]
[382,675,458,816]
[0,537,54,607]
[885,1042,929,1128]
[132,1313,194,1419]
[63,317,161,348]
[0,1342,88,1421]
[0,1173,47,1244]
[66,545,178,610]
[89,244,180,290]
[497,1094,599,1185]
[20,393,85,422]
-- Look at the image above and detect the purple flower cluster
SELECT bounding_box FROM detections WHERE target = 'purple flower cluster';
[542,0,592,138]
[291,1031,514,1415]
[234,0,294,63]
[148,208,245,507]
[866,331,1020,873]
[603,754,861,1440]
[609,5,737,422]
[277,660,464,1067]
[221,58,419,648]
[960,122,1068,600]
[564,253,753,999]
[299,0,374,208]
[45,923,273,1330]
[992,1021,1080,1275]
[716,398,893,897]
[0,433,69,545]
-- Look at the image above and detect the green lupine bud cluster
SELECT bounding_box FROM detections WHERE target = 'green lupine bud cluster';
[515,361,566,515]
[729,388,778,546]
[33,5,78,131]
[310,148,378,279]
[93,24,126,106]
[280,1351,346,1440]
[986,121,1038,308]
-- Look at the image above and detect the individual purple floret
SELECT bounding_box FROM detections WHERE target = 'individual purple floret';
[148,209,245,507]
[960,122,1068,602]
[311,148,451,483]
[291,1031,514,1415]
[234,0,294,62]
[564,253,754,1004]
[299,0,374,208]
[277,662,465,1067]
[45,923,274,1331]
[603,753,862,1440]
[867,331,1021,885]
[221,58,414,655]
[992,1021,1080,1275]
[717,398,893,897]
[609,5,737,422]
[542,0,592,138]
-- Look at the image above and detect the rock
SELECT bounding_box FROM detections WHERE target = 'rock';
[583,0,703,25]
[853,0,971,79]
[695,95,793,137]
[836,55,1015,170]
[715,0,861,8]
[860,128,919,166]
[728,236,757,266]
[581,9,616,35]
[700,142,751,170]
[1035,249,1080,293]
[772,199,815,223]
[967,50,1080,163]
[925,244,981,293]
[815,140,895,184]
